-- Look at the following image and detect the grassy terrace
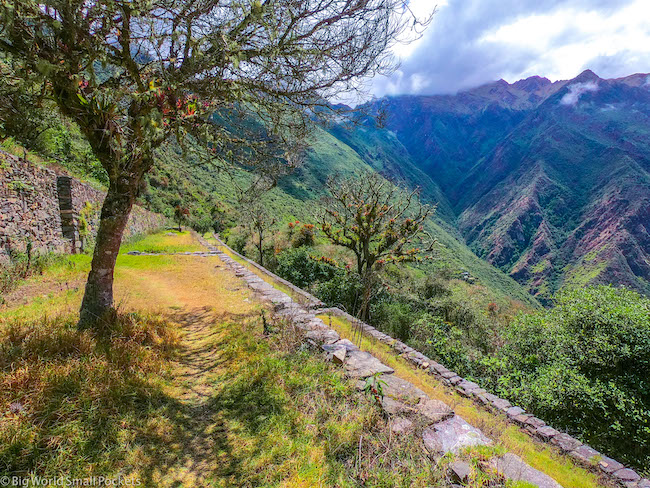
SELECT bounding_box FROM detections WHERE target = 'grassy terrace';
[2,230,459,487]
[211,236,610,488]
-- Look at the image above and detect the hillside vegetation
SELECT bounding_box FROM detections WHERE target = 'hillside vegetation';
[366,70,650,302]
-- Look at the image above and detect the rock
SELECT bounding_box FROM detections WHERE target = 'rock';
[380,374,428,404]
[550,433,582,452]
[448,375,463,386]
[506,406,525,418]
[613,469,641,483]
[524,416,546,430]
[430,362,449,375]
[417,399,454,424]
[491,398,512,412]
[305,329,340,345]
[344,350,394,378]
[332,339,359,352]
[381,397,416,415]
[511,413,533,426]
[332,348,347,364]
[535,426,559,441]
[422,416,490,455]
[490,453,563,488]
[636,479,650,488]
[449,461,472,483]
[390,417,413,434]
[568,445,600,465]
[598,456,625,474]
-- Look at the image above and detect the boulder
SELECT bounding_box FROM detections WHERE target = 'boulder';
[490,453,563,488]
[422,416,490,455]
[343,350,394,378]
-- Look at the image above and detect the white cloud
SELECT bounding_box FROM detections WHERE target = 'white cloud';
[560,81,599,105]
[368,0,650,98]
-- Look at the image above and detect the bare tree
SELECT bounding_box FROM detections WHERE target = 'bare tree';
[244,202,276,268]
[0,0,432,328]
[320,172,434,320]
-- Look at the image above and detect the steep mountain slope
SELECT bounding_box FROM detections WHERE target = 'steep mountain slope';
[367,70,650,301]
[143,126,539,307]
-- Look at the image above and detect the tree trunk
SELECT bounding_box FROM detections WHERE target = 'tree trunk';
[359,268,373,323]
[78,178,136,329]
[257,231,264,267]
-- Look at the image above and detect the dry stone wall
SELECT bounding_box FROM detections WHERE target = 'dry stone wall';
[206,232,649,488]
[0,150,167,262]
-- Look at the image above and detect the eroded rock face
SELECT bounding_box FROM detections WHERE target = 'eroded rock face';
[422,416,490,455]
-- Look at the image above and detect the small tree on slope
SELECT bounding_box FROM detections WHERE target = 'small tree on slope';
[320,172,435,321]
[0,0,431,328]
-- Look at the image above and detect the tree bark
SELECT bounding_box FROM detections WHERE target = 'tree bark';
[78,177,136,329]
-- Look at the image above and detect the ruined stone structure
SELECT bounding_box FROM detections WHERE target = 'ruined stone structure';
[0,150,167,262]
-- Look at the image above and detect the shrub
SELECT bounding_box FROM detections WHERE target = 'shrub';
[275,247,338,289]
[292,223,316,247]
[314,271,364,315]
[491,286,650,469]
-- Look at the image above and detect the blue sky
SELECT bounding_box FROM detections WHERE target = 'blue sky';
[369,0,650,97]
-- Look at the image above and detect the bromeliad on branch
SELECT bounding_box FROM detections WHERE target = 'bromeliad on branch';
[320,172,436,320]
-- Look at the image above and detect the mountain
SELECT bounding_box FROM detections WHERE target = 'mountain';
[359,70,650,302]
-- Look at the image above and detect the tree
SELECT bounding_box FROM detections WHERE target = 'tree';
[244,202,276,267]
[320,172,434,320]
[173,203,190,232]
[0,0,431,328]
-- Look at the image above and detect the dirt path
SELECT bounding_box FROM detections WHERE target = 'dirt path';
[113,257,260,486]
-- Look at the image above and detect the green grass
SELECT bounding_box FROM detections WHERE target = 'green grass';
[119,230,203,254]
[0,311,178,480]
[1,230,483,487]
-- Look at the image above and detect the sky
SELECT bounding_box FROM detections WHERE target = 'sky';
[369,0,650,98]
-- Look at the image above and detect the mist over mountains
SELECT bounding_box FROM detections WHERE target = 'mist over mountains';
[351,69,650,302]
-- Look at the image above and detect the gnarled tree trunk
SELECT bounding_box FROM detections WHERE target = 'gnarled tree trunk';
[78,177,137,329]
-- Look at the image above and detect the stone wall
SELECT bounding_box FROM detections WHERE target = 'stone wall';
[207,232,649,488]
[0,150,167,262]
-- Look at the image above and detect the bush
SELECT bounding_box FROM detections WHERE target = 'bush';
[314,271,364,315]
[490,286,650,469]
[292,223,316,247]
[275,247,338,289]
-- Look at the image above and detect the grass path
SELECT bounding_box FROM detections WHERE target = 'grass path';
[1,232,441,487]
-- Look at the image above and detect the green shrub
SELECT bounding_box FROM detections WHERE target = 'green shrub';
[315,271,364,315]
[275,247,338,289]
[490,286,650,469]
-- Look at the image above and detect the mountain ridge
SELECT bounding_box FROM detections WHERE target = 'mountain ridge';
[357,69,650,301]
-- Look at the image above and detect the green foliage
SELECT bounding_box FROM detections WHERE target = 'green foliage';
[483,286,650,468]
[292,223,316,247]
[314,271,365,316]
[275,247,339,290]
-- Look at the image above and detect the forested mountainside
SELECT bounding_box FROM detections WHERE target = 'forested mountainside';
[361,70,650,302]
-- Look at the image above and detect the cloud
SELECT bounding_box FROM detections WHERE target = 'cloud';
[369,0,647,98]
[560,81,599,105]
